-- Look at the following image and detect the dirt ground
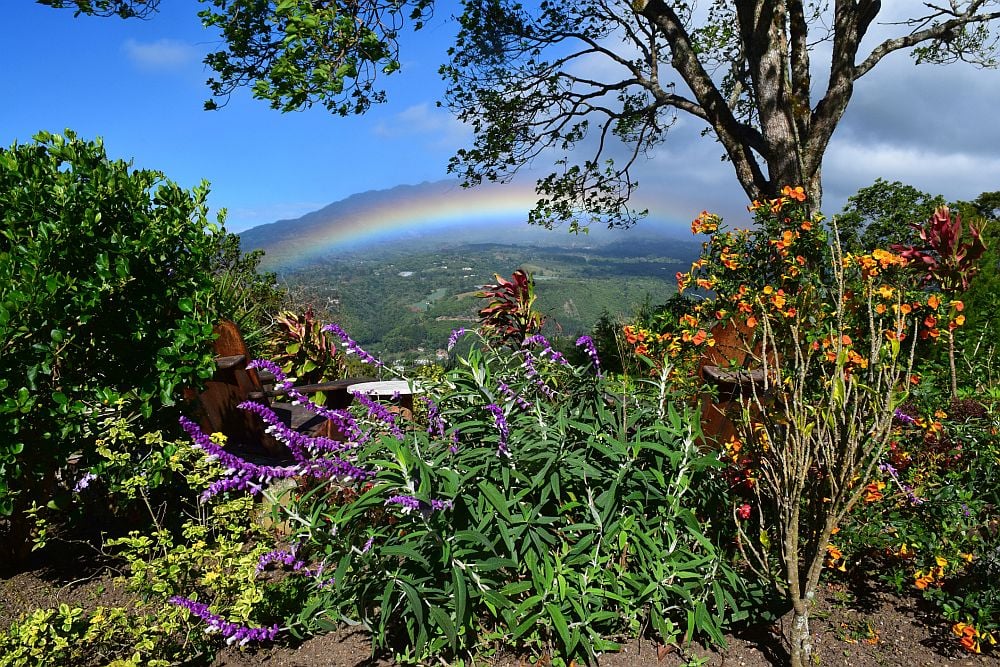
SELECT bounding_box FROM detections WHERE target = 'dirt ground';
[3,563,998,667]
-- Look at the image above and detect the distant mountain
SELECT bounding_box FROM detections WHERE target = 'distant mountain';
[236,180,703,360]
[237,179,696,271]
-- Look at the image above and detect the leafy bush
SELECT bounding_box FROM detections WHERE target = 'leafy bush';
[623,187,962,666]
[174,329,751,664]
[836,403,1000,654]
[0,130,220,560]
[207,231,287,356]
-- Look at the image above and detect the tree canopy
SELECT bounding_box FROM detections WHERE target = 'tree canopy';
[44,0,1000,225]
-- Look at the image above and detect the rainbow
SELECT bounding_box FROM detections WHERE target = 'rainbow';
[241,180,694,270]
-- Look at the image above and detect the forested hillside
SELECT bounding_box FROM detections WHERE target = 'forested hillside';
[276,235,701,361]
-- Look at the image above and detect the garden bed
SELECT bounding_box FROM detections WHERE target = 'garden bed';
[3,563,996,666]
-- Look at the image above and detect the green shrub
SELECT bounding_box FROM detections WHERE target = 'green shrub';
[836,403,1000,653]
[0,434,284,666]
[0,130,220,559]
[178,329,752,664]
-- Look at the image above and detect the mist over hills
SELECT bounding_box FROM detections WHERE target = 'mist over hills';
[237,180,703,359]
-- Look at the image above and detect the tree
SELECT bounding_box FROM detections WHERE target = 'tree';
[835,178,947,252]
[46,1,1000,225]
[39,0,158,18]
[44,0,433,115]
[444,1,1000,227]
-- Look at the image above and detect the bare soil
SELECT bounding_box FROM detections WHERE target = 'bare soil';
[3,559,998,667]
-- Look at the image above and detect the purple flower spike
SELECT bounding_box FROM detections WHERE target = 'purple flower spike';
[523,334,569,365]
[351,390,404,440]
[893,408,917,425]
[179,416,304,500]
[576,335,601,375]
[247,359,293,391]
[448,327,467,351]
[73,472,96,493]
[323,323,384,368]
[385,494,453,513]
[169,595,279,645]
[487,403,510,457]
[422,397,447,439]
[498,381,532,411]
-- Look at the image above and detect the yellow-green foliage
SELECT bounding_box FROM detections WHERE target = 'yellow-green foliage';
[0,603,180,667]
[0,431,279,666]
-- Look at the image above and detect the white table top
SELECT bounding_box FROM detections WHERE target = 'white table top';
[350,380,420,396]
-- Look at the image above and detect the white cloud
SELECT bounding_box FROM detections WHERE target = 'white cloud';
[372,102,471,147]
[123,38,199,71]
[823,139,1000,211]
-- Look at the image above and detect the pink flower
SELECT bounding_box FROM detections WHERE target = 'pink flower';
[737,503,752,519]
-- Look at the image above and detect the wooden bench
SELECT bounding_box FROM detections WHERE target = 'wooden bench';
[196,320,373,456]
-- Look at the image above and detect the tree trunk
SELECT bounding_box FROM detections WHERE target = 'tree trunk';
[789,601,813,667]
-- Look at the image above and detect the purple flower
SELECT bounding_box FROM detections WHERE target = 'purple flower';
[361,536,374,553]
[879,460,925,506]
[323,323,384,368]
[576,335,602,375]
[179,417,307,501]
[240,383,367,443]
[520,352,556,400]
[448,327,467,351]
[257,546,307,573]
[385,494,453,513]
[73,472,96,493]
[487,403,510,457]
[522,334,568,365]
[422,397,447,439]
[247,359,293,391]
[169,595,279,645]
[180,417,299,478]
[351,390,404,440]
[878,462,898,477]
[893,408,916,425]
[497,380,532,411]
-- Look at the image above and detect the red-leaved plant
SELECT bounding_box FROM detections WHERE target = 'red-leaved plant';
[893,206,987,292]
[476,269,545,345]
[894,206,988,398]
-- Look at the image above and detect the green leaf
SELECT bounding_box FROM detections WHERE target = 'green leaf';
[478,480,513,521]
[546,602,573,653]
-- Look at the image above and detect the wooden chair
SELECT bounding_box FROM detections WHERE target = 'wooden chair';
[697,318,772,447]
[196,320,373,456]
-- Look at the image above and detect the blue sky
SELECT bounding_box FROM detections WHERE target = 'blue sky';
[3,2,999,232]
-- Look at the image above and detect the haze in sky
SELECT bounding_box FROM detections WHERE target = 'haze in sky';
[3,1,998,233]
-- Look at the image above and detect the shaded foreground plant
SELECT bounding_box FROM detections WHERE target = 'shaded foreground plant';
[173,328,751,664]
[835,402,1000,655]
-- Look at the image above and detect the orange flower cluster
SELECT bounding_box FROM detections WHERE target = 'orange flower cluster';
[748,186,807,215]
[691,210,721,235]
[824,543,847,571]
[913,555,949,590]
[863,480,886,503]
[845,249,908,279]
[953,622,997,654]
[623,324,678,360]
